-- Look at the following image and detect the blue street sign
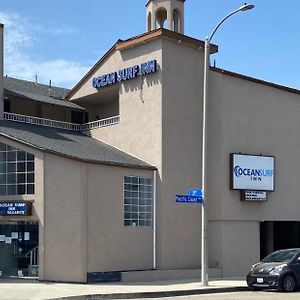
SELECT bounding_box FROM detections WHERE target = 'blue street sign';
[189,188,203,197]
[176,195,203,204]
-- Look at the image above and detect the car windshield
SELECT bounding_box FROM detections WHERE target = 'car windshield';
[262,250,298,263]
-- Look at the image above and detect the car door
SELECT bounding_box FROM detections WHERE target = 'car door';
[289,253,300,285]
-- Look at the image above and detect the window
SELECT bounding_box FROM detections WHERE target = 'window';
[173,9,182,33]
[124,176,153,227]
[148,12,152,32]
[0,142,35,195]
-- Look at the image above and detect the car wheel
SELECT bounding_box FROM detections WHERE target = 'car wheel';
[280,274,297,292]
[246,279,260,291]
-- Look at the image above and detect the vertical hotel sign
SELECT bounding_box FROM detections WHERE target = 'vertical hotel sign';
[230,154,275,191]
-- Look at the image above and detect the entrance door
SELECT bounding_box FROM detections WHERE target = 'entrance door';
[0,223,18,276]
[0,221,38,277]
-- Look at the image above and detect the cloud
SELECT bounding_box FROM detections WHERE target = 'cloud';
[44,27,76,36]
[0,11,89,88]
[0,12,33,55]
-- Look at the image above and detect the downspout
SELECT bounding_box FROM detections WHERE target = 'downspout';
[153,169,157,269]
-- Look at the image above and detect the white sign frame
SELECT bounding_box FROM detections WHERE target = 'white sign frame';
[230,154,275,191]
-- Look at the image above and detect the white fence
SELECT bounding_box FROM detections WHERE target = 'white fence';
[3,112,119,132]
[81,116,120,131]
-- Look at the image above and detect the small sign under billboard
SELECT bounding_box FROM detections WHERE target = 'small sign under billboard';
[241,190,267,201]
[230,154,275,191]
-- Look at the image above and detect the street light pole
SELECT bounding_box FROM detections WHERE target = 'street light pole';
[201,3,255,286]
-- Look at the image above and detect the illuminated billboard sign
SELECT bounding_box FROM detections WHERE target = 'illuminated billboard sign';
[230,154,275,191]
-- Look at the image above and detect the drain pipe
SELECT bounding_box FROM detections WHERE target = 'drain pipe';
[153,169,157,269]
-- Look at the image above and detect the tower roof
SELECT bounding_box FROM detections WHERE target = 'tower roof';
[146,0,185,6]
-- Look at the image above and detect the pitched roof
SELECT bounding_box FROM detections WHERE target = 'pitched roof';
[4,77,85,111]
[66,28,218,99]
[4,77,69,99]
[211,67,300,96]
[0,120,155,170]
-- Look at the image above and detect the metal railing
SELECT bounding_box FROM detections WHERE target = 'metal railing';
[25,246,39,266]
[3,112,120,132]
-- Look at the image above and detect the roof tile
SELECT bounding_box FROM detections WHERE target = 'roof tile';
[0,120,154,170]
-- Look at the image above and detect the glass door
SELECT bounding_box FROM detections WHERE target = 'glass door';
[0,223,18,276]
[0,221,38,277]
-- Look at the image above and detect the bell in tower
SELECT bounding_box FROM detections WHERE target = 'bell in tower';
[146,0,185,34]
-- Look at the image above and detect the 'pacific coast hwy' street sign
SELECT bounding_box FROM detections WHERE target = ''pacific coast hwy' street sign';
[176,195,203,204]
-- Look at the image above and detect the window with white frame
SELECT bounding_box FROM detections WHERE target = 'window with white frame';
[0,142,35,195]
[124,176,153,227]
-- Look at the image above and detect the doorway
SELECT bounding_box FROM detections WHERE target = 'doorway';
[260,221,300,260]
[0,221,38,277]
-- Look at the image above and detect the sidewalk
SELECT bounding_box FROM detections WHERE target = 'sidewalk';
[0,278,249,300]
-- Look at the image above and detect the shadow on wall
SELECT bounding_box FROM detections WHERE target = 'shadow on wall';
[121,70,161,95]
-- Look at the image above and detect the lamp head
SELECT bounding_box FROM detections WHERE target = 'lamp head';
[240,3,255,11]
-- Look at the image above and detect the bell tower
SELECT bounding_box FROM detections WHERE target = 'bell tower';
[146,0,185,34]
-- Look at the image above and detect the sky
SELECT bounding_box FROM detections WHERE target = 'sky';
[0,0,300,90]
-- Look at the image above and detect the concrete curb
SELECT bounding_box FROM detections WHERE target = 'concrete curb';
[54,286,250,299]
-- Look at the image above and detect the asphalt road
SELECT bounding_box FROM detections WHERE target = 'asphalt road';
[134,290,300,300]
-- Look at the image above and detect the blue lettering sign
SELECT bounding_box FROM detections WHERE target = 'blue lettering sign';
[0,202,30,216]
[141,60,157,75]
[92,60,158,89]
[176,195,203,204]
[133,65,139,78]
[233,166,274,178]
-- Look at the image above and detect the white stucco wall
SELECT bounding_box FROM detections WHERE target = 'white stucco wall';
[66,33,300,278]
[87,164,154,273]
[43,151,155,282]
[43,154,87,282]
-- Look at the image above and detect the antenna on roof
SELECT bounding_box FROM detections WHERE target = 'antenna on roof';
[35,74,38,85]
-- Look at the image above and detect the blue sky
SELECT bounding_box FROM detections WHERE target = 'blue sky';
[0,0,300,89]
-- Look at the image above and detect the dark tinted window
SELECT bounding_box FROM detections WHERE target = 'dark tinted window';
[0,142,35,195]
[262,250,299,263]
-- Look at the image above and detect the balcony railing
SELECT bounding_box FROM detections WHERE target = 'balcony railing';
[3,112,120,132]
[81,116,120,131]
[4,112,81,131]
